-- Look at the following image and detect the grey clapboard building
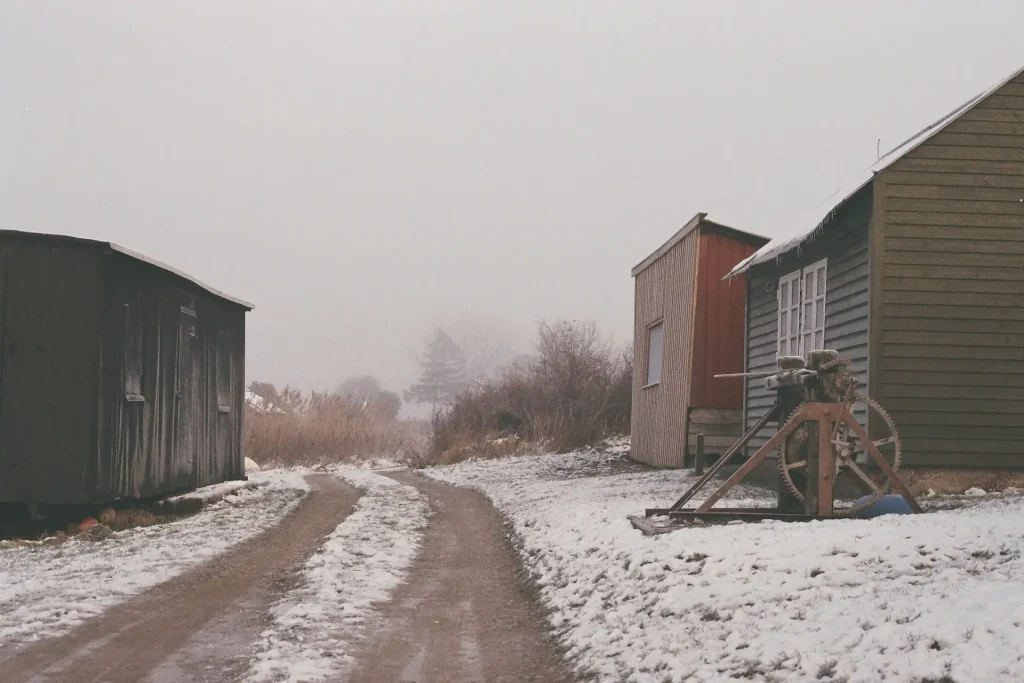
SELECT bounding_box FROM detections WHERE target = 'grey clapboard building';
[727,63,1024,468]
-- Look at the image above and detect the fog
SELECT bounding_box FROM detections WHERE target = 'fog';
[2,2,1022,398]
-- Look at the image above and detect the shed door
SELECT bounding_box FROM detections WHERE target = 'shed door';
[174,299,198,487]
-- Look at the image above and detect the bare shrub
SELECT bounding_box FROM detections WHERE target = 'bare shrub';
[244,386,424,467]
[428,319,631,463]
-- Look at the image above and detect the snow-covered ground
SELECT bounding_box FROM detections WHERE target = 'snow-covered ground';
[426,443,1024,683]
[245,467,430,683]
[0,470,309,651]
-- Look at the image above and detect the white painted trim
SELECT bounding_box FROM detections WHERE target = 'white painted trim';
[777,271,801,358]
[800,258,828,355]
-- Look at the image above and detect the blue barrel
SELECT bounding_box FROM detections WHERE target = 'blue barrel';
[852,494,913,518]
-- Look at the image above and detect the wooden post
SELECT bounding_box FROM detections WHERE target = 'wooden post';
[695,405,818,513]
[817,412,835,517]
[695,434,705,475]
[804,418,820,517]
[842,407,923,514]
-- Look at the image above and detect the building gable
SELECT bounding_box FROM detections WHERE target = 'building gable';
[870,68,1024,468]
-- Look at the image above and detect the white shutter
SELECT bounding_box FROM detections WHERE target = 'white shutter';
[777,260,827,360]
[800,259,828,355]
[777,271,801,357]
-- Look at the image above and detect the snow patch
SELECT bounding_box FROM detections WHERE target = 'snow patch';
[426,447,1024,683]
[159,479,257,507]
[246,390,285,414]
[0,470,309,651]
[245,467,429,682]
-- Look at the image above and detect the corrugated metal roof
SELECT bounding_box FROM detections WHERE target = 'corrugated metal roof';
[0,229,253,309]
[726,62,1024,278]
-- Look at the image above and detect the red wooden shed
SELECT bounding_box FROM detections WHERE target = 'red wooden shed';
[630,213,768,468]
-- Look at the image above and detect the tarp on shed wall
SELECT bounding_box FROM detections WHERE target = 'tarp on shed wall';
[0,241,100,504]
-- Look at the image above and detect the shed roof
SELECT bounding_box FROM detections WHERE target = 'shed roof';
[632,213,768,278]
[0,229,253,309]
[725,62,1024,278]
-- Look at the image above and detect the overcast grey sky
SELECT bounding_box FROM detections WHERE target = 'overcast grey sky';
[2,2,1022,395]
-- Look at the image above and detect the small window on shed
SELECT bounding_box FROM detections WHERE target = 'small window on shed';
[645,321,664,387]
[124,301,144,401]
[216,330,231,412]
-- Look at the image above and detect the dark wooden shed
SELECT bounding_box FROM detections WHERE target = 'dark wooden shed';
[0,230,252,505]
[631,214,768,467]
[728,62,1024,468]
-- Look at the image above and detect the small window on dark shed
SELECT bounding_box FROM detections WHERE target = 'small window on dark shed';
[124,301,144,400]
[216,330,231,411]
[645,321,664,387]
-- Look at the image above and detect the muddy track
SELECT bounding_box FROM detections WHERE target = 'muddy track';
[0,474,360,683]
[349,472,573,683]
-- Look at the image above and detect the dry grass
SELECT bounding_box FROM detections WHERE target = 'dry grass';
[245,387,426,467]
[428,319,631,465]
[0,508,179,547]
[109,508,165,530]
[901,467,1024,495]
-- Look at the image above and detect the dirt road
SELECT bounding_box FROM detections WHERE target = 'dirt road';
[0,474,360,683]
[349,472,573,683]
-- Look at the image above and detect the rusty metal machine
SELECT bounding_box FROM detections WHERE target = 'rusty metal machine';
[646,350,922,521]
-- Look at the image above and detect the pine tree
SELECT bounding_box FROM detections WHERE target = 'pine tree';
[405,328,466,414]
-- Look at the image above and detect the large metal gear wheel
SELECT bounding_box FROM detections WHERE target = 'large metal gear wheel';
[777,403,809,501]
[777,392,902,516]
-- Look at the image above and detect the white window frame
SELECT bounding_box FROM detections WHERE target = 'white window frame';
[800,259,828,355]
[777,259,828,358]
[644,321,665,387]
[777,271,801,358]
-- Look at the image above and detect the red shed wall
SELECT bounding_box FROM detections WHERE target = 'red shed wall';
[690,231,759,409]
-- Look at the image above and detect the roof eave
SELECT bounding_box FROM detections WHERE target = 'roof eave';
[632,213,706,278]
[109,243,254,310]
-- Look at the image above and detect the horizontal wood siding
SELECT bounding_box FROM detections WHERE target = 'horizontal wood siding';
[630,230,698,467]
[690,232,761,408]
[874,71,1024,467]
[823,206,871,438]
[744,190,872,454]
[744,270,779,454]
[688,408,743,455]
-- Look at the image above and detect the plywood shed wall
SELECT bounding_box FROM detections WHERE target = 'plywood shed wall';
[631,215,767,467]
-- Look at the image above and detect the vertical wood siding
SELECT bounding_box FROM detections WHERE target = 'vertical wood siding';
[873,71,1024,467]
[690,232,761,408]
[744,191,872,453]
[0,242,99,504]
[631,230,699,467]
[0,237,247,505]
[98,254,247,503]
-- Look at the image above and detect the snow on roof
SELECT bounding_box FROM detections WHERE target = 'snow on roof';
[725,63,1024,278]
[109,242,254,309]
